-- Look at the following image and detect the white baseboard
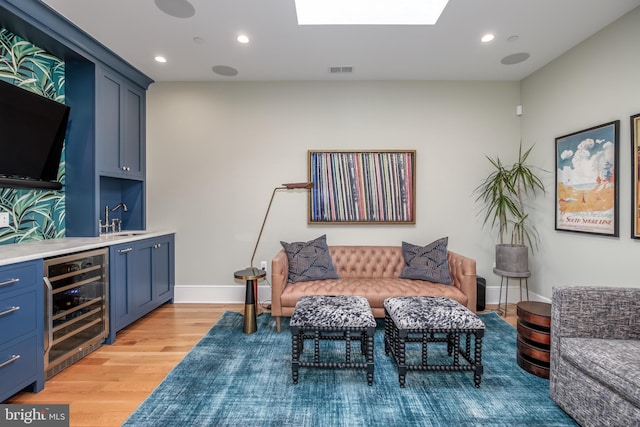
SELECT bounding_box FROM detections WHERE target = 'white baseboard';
[174,285,272,305]
[174,284,550,306]
[485,286,550,305]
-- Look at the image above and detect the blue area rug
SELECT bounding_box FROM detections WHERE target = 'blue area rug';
[123,311,576,426]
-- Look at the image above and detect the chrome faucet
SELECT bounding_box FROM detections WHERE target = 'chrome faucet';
[111,203,128,213]
[99,203,128,234]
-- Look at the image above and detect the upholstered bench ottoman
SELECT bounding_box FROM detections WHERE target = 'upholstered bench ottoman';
[384,296,485,387]
[290,295,376,385]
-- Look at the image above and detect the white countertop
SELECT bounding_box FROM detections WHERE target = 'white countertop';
[0,230,175,266]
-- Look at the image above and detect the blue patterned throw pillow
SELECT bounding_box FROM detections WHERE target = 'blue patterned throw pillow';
[280,235,339,283]
[399,237,453,285]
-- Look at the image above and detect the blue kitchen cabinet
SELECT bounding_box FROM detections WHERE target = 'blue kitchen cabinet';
[97,67,146,180]
[0,260,44,402]
[107,234,175,344]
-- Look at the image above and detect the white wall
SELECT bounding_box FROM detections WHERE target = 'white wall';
[146,81,521,303]
[520,6,640,297]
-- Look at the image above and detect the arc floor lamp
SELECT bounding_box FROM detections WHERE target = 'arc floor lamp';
[234,181,314,334]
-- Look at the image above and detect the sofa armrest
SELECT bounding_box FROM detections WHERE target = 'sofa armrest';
[447,251,477,313]
[551,286,640,341]
[271,249,289,317]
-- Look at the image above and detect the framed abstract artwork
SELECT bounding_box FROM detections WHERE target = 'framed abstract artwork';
[308,150,416,224]
[631,113,640,238]
[555,121,620,236]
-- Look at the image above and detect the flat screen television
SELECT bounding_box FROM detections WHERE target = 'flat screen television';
[0,79,70,190]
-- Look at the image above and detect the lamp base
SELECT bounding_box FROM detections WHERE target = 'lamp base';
[243,303,257,334]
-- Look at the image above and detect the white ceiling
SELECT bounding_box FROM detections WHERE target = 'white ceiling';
[41,0,640,82]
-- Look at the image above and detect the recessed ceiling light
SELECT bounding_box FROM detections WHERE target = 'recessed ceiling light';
[481,34,495,43]
[237,34,250,44]
[294,0,450,25]
[193,37,205,44]
[154,56,167,63]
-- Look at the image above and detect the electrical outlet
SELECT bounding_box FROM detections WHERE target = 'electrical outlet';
[0,212,9,227]
[260,261,268,271]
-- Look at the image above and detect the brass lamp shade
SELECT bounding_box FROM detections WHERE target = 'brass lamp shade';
[282,182,314,189]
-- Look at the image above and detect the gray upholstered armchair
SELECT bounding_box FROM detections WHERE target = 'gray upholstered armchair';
[550,286,640,427]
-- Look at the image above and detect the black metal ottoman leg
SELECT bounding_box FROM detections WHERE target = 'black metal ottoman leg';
[398,330,407,388]
[384,311,391,355]
[421,332,428,366]
[366,327,375,386]
[453,331,460,366]
[474,330,484,388]
[314,330,320,363]
[345,331,351,364]
[291,328,300,384]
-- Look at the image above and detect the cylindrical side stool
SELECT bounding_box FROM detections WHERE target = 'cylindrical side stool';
[516,301,551,378]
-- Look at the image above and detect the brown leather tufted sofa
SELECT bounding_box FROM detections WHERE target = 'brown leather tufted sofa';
[271,245,477,332]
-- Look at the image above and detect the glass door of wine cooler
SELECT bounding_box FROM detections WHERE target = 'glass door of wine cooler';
[44,248,109,378]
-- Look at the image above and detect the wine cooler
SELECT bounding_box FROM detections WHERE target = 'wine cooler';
[43,248,109,379]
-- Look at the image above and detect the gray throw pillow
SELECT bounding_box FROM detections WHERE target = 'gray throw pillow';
[399,237,453,285]
[280,235,339,283]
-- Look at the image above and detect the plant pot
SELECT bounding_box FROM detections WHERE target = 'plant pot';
[495,244,529,274]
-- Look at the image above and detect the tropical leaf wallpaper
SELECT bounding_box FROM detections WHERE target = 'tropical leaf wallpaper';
[0,27,66,245]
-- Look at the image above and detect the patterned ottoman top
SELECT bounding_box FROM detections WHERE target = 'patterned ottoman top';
[291,295,376,329]
[384,296,485,330]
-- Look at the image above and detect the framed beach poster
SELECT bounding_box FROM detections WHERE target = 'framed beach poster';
[632,113,640,239]
[555,121,620,236]
[308,150,416,224]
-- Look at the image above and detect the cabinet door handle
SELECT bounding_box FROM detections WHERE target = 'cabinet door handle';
[0,306,20,317]
[0,278,19,287]
[153,243,162,249]
[0,354,20,369]
[118,247,133,254]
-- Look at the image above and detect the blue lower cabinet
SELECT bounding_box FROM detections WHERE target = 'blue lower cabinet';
[107,234,175,344]
[0,260,44,402]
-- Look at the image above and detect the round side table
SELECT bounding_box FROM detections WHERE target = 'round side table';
[516,301,551,379]
[234,267,266,334]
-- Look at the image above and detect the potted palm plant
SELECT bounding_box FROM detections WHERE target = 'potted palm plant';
[475,143,546,273]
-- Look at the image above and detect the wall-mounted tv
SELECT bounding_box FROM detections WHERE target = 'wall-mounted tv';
[0,79,70,190]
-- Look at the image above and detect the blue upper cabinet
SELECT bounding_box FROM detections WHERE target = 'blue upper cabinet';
[97,67,146,180]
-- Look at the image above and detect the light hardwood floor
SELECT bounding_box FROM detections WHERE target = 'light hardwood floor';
[7,303,517,427]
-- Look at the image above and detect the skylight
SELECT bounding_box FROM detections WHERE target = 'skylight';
[294,0,450,25]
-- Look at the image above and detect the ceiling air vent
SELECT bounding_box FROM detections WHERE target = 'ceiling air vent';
[329,66,353,74]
